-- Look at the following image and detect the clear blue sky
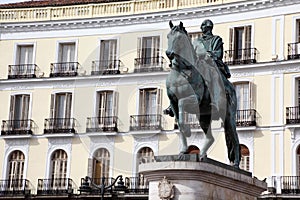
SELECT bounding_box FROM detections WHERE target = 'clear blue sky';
[1,0,26,4]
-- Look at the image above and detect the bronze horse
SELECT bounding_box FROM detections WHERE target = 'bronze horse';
[165,21,240,167]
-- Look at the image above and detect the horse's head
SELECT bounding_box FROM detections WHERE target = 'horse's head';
[166,21,196,67]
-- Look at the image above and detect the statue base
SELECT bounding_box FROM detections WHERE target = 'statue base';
[139,156,267,200]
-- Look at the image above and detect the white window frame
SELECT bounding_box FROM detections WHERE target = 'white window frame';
[13,42,36,65]
[55,40,78,63]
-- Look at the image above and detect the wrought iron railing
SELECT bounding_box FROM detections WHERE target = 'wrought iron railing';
[125,176,149,194]
[44,118,76,134]
[288,42,300,60]
[224,48,258,65]
[50,62,79,77]
[37,178,75,196]
[86,116,118,132]
[130,114,162,131]
[1,119,34,135]
[134,56,166,73]
[0,179,32,196]
[8,64,37,79]
[286,106,300,124]
[79,177,115,194]
[91,60,121,75]
[236,109,257,127]
[281,176,300,194]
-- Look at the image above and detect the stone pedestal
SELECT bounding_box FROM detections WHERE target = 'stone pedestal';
[139,156,267,200]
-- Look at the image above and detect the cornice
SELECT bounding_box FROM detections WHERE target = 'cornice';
[0,0,298,34]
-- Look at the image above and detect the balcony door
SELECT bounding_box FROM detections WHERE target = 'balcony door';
[50,149,68,189]
[92,148,110,185]
[100,40,117,70]
[97,91,117,128]
[234,82,253,123]
[7,150,25,189]
[50,93,72,128]
[58,43,76,73]
[229,26,252,61]
[137,36,160,66]
[9,94,30,129]
[15,45,34,75]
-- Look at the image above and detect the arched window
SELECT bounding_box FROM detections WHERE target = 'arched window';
[187,145,200,154]
[240,144,250,171]
[137,147,154,164]
[7,150,25,189]
[92,148,110,185]
[50,149,68,188]
[296,145,300,175]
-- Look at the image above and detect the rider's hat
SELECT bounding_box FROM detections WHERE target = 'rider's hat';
[201,19,214,29]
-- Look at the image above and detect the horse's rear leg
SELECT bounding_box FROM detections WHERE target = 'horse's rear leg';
[199,116,214,159]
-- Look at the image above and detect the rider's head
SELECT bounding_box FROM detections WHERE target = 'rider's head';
[201,19,214,34]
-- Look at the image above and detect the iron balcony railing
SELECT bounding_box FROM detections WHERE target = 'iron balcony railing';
[79,177,115,194]
[1,119,34,136]
[288,42,300,60]
[37,178,75,196]
[50,62,79,77]
[134,56,166,73]
[130,114,162,131]
[286,106,300,124]
[0,179,32,196]
[224,48,258,65]
[236,109,257,127]
[91,60,121,75]
[174,114,201,130]
[281,176,300,194]
[86,116,118,133]
[125,176,149,194]
[44,118,76,134]
[8,64,37,79]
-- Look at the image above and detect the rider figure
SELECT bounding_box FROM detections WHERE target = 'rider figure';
[193,19,231,114]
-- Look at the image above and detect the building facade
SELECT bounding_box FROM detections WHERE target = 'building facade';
[0,0,300,198]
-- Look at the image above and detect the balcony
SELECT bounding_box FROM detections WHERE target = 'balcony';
[86,116,118,133]
[286,106,300,124]
[79,177,115,194]
[37,178,75,196]
[236,109,257,127]
[134,56,166,73]
[8,64,37,79]
[130,114,162,131]
[49,62,79,77]
[174,114,201,129]
[224,48,258,65]
[125,176,149,194]
[91,60,121,75]
[1,119,34,136]
[44,118,76,134]
[0,179,32,197]
[288,42,300,60]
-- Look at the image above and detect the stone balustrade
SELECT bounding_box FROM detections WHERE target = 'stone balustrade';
[0,0,241,23]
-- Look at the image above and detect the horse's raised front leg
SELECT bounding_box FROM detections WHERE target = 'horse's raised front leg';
[199,116,215,160]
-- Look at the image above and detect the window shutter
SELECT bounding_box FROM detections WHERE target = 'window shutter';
[137,37,142,59]
[156,89,162,114]
[113,91,119,117]
[244,26,252,60]
[87,158,93,178]
[9,95,15,121]
[229,28,234,58]
[50,94,55,118]
[22,95,30,120]
[65,93,72,119]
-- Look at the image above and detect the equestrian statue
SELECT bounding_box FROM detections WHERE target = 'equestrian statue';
[164,20,241,167]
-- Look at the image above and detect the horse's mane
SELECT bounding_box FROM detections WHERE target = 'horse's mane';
[171,24,188,36]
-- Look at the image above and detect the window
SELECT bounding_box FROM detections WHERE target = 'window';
[189,32,202,44]
[229,26,252,61]
[97,91,117,118]
[137,147,154,164]
[137,36,160,66]
[234,82,252,110]
[297,146,300,175]
[100,40,117,70]
[58,43,75,63]
[296,79,300,106]
[7,150,25,185]
[16,45,33,65]
[92,148,110,185]
[240,144,250,171]
[50,93,72,119]
[139,88,161,115]
[9,94,30,130]
[296,19,300,43]
[50,150,68,188]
